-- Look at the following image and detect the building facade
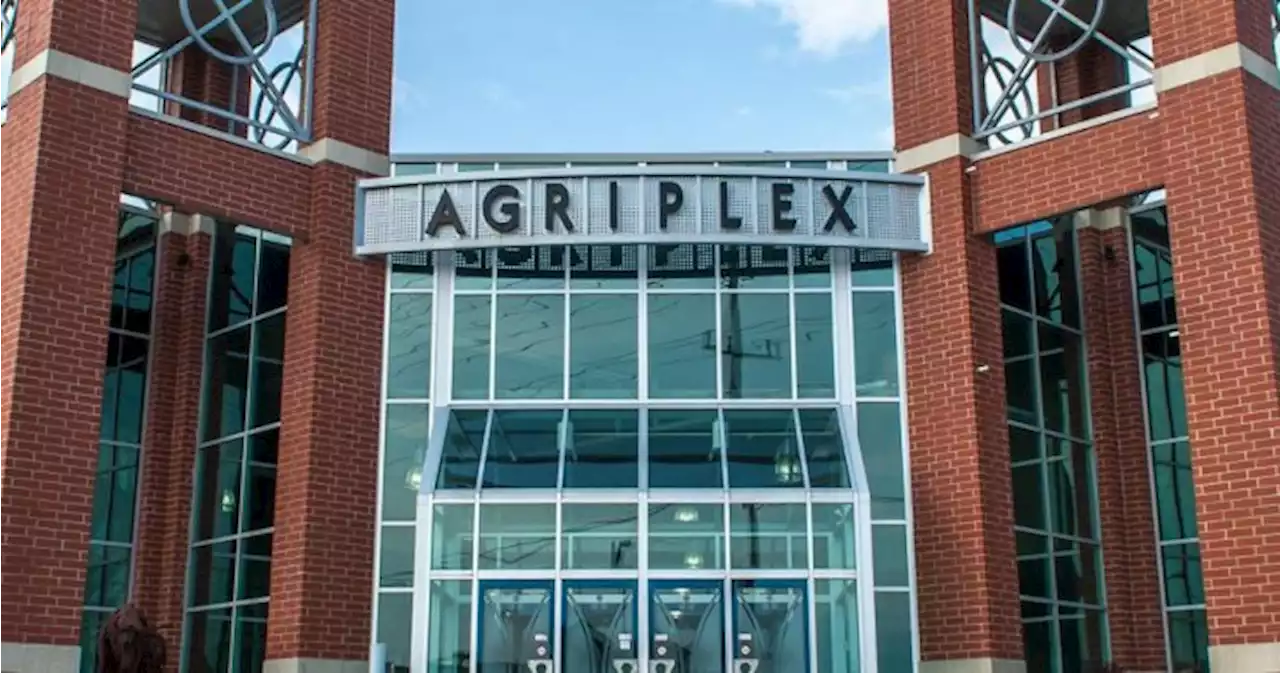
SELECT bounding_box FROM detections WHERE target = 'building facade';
[1,2,1277,673]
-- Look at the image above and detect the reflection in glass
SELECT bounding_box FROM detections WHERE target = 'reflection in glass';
[1004,358,1038,426]
[1143,331,1185,442]
[482,410,561,488]
[874,592,914,673]
[1054,540,1103,606]
[851,249,894,288]
[427,580,472,673]
[852,292,899,396]
[495,295,565,398]
[1058,606,1106,673]
[202,327,251,442]
[563,505,639,570]
[90,444,139,543]
[379,526,414,589]
[1039,324,1086,439]
[435,409,487,491]
[650,582,724,673]
[256,237,290,315]
[188,541,236,607]
[570,245,638,289]
[719,245,789,290]
[1162,543,1204,607]
[209,230,256,330]
[1167,610,1209,672]
[83,543,131,608]
[1032,227,1079,327]
[812,504,856,570]
[455,250,493,291]
[1003,309,1033,359]
[496,247,565,290]
[794,247,832,288]
[858,402,904,518]
[236,605,269,673]
[730,504,807,570]
[383,405,429,519]
[814,579,859,673]
[250,313,286,428]
[795,294,836,397]
[1047,440,1096,539]
[722,294,791,398]
[647,244,715,289]
[390,252,434,290]
[431,504,475,571]
[997,239,1032,312]
[648,504,725,570]
[871,525,909,586]
[569,294,638,399]
[192,440,242,541]
[452,296,491,399]
[648,294,716,398]
[1012,462,1045,530]
[564,584,637,673]
[648,410,722,488]
[563,410,638,488]
[378,592,413,673]
[185,608,233,673]
[723,409,803,488]
[478,504,556,570]
[237,533,272,599]
[1153,441,1197,541]
[1017,532,1051,599]
[799,409,849,488]
[387,294,432,399]
[478,583,553,673]
[733,581,808,673]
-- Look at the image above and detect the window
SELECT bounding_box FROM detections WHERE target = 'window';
[184,223,290,673]
[997,218,1109,670]
[82,202,159,673]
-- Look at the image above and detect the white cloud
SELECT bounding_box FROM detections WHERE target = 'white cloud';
[719,0,887,57]
[820,79,891,104]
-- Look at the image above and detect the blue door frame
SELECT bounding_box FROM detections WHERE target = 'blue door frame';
[730,578,810,672]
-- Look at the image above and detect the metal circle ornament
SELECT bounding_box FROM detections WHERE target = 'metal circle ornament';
[1,0,17,52]
[181,0,278,66]
[1008,0,1107,63]
[981,53,1037,143]
[252,56,302,149]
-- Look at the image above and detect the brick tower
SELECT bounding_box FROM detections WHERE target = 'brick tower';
[886,1,1279,672]
[2,0,394,671]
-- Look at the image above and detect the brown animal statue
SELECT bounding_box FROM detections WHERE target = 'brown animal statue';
[95,603,166,673]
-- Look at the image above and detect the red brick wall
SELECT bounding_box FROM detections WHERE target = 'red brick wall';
[132,230,211,658]
[0,77,130,645]
[1077,225,1166,670]
[11,0,135,70]
[886,0,973,151]
[164,46,252,134]
[1147,0,1278,66]
[901,158,1024,662]
[1156,68,1280,646]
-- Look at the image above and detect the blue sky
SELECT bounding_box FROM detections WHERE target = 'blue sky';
[389,0,894,154]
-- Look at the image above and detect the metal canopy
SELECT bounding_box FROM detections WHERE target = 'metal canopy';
[135,0,310,47]
[976,0,1150,44]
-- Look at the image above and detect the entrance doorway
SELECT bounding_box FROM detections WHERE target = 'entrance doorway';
[473,579,811,673]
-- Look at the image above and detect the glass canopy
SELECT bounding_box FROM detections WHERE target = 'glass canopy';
[420,406,863,494]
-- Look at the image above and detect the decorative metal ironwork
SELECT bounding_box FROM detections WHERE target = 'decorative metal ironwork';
[1,0,16,51]
[131,0,316,152]
[1272,0,1279,62]
[968,0,1155,144]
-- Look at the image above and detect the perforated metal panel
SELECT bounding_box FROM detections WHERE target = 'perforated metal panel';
[354,167,930,255]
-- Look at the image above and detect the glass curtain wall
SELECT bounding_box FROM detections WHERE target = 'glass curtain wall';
[183,223,291,673]
[996,218,1108,673]
[81,200,159,672]
[1128,204,1206,672]
[373,244,916,673]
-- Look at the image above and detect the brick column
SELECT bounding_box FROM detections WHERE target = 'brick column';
[164,46,252,135]
[1038,41,1130,132]
[1149,1,1280,671]
[0,0,135,670]
[1075,214,1166,672]
[264,0,394,670]
[889,3,1024,670]
[131,217,213,654]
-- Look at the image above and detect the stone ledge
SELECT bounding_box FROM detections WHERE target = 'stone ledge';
[0,642,81,673]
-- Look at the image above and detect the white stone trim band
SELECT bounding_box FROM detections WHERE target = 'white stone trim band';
[919,657,1027,673]
[1155,42,1280,94]
[299,138,392,177]
[8,49,132,100]
[263,658,369,673]
[0,642,81,673]
[893,133,985,173]
[1209,642,1280,673]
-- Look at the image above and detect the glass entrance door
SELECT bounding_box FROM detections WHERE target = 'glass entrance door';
[649,580,725,673]
[478,580,556,673]
[563,581,639,673]
[730,580,809,673]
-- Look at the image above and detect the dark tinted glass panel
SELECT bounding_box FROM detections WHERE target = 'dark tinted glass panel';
[188,541,237,606]
[255,238,290,315]
[1167,610,1209,671]
[719,245,789,290]
[185,608,232,673]
[237,533,272,599]
[209,230,257,330]
[1012,462,1045,530]
[1009,425,1040,463]
[563,410,639,488]
[80,611,109,673]
[495,295,564,398]
[111,261,128,330]
[387,294,432,399]
[482,410,561,488]
[851,249,894,287]
[1031,226,1080,327]
[875,592,914,673]
[1005,358,1038,426]
[795,294,835,397]
[90,444,139,543]
[1017,532,1051,598]
[722,294,791,398]
[124,249,155,333]
[378,592,414,673]
[496,246,565,290]
[383,405,429,518]
[1039,324,1087,439]
[569,294,638,399]
[1021,605,1053,673]
[647,244,715,289]
[799,408,849,488]
[192,440,242,540]
[1143,331,1186,441]
[379,526,415,588]
[790,160,828,169]
[722,409,801,488]
[794,246,832,288]
[729,503,807,569]
[858,403,904,518]
[1058,606,1107,673]
[242,434,276,532]
[997,238,1032,311]
[569,244,639,289]
[458,162,496,171]
[1054,540,1103,606]
[872,524,909,586]
[648,409,722,488]
[249,427,279,464]
[249,313,286,428]
[648,294,716,398]
[452,296,491,399]
[848,160,890,173]
[114,336,149,444]
[395,162,438,176]
[100,335,120,441]
[1002,309,1033,359]
[852,292,899,396]
[390,252,435,289]
[1153,441,1198,541]
[83,543,131,607]
[234,603,268,673]
[1047,440,1096,539]
[1162,542,1204,606]
[1131,209,1176,330]
[435,409,487,490]
[202,327,251,442]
